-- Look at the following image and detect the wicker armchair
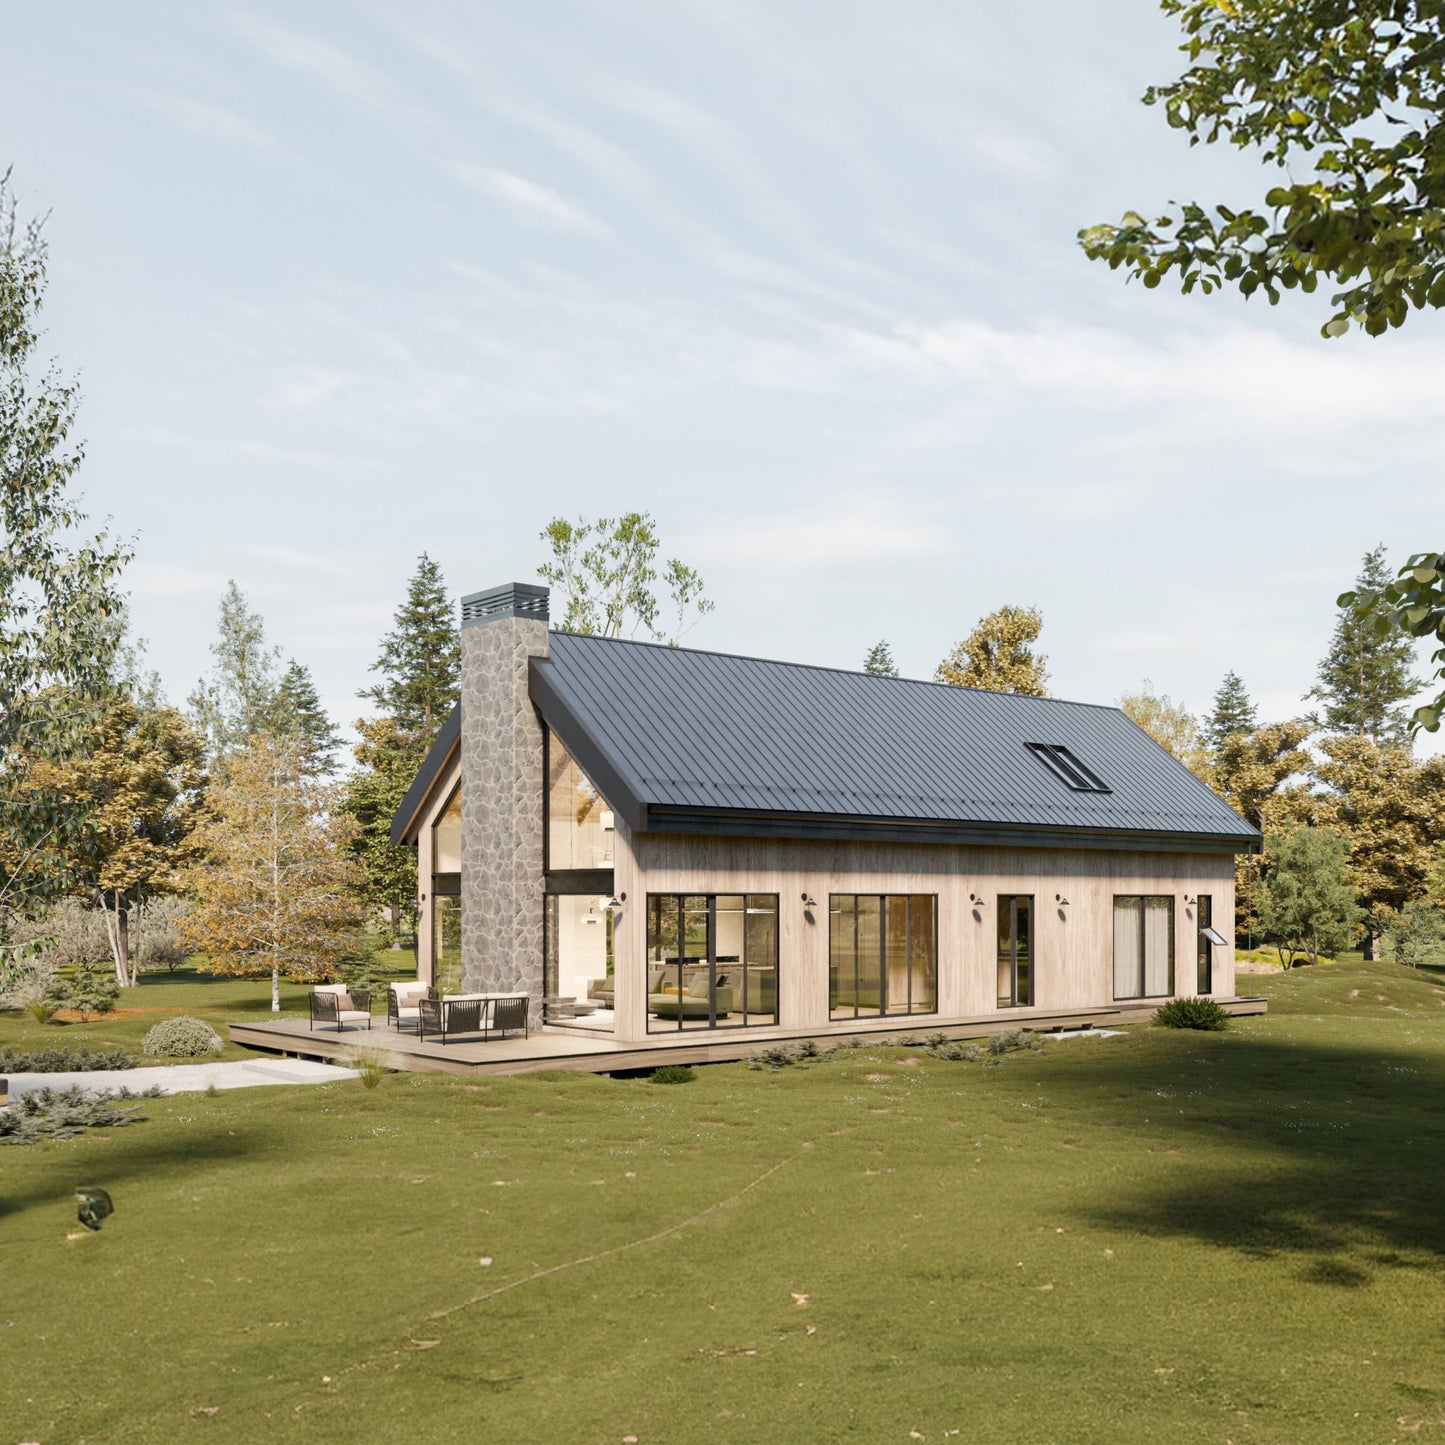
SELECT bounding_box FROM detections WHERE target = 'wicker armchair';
[309,986,372,1033]
[387,981,435,1033]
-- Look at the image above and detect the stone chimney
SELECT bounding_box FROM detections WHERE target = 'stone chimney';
[458,583,550,1017]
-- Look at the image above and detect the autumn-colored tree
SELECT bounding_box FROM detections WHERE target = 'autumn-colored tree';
[342,716,422,949]
[1272,736,1445,958]
[935,606,1047,696]
[1119,681,1206,777]
[27,695,205,986]
[178,733,363,1012]
[1209,719,1312,945]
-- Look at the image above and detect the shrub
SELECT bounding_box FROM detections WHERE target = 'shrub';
[0,1046,133,1073]
[649,1064,696,1085]
[0,1084,162,1145]
[44,961,120,1021]
[925,1039,982,1062]
[1154,996,1230,1031]
[142,1016,223,1058]
[134,896,189,973]
[985,1028,1042,1056]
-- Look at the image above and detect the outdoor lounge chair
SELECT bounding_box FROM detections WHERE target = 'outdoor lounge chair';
[387,981,434,1032]
[309,985,372,1033]
[418,996,486,1045]
[485,995,530,1040]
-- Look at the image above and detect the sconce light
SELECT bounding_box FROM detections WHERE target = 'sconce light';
[603,892,626,909]
[1055,893,1070,907]
[801,893,818,909]
[1183,894,1197,906]
[968,892,986,906]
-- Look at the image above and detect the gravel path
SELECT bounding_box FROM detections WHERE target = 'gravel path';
[2,1057,358,1100]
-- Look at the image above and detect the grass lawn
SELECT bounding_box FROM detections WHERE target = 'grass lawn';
[5,958,1445,1443]
[0,953,420,1064]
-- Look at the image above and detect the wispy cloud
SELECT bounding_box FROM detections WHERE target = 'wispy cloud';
[225,11,385,101]
[124,86,290,159]
[265,365,356,409]
[434,159,611,237]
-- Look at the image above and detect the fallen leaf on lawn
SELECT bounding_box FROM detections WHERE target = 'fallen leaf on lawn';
[407,1339,441,1351]
[791,1292,810,1307]
[192,1406,220,1417]
[479,1256,493,1267]
[806,1325,816,1336]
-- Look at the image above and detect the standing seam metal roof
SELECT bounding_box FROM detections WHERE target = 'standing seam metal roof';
[530,631,1259,846]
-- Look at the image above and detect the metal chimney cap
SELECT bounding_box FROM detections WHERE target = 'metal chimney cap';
[460,583,550,627]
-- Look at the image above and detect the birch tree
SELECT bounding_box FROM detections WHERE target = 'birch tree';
[178,733,362,1011]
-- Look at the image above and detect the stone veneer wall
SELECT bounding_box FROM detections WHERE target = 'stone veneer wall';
[459,611,549,1022]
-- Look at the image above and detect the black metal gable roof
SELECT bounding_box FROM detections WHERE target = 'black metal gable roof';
[529,632,1260,854]
[389,705,460,845]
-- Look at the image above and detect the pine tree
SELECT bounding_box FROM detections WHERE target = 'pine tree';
[1309,546,1420,748]
[863,640,898,677]
[360,554,460,738]
[935,606,1048,696]
[1202,671,1257,752]
[188,581,280,773]
[269,661,341,777]
[342,717,423,948]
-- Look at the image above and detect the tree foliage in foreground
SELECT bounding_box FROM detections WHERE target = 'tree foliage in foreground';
[1260,826,1361,969]
[1080,2,1445,337]
[540,512,714,644]
[0,171,130,982]
[178,733,362,1012]
[1343,548,1445,733]
[936,606,1048,696]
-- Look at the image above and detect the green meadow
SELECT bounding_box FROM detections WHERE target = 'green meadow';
[4,958,1445,1443]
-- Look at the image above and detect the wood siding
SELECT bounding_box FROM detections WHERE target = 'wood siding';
[612,829,1235,1042]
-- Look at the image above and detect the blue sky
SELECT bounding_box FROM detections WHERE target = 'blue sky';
[5,3,1440,750]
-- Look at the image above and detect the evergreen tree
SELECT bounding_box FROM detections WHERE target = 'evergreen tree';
[1309,546,1419,748]
[359,554,460,738]
[269,660,341,777]
[188,581,280,773]
[1202,671,1257,752]
[863,640,898,677]
[342,717,423,948]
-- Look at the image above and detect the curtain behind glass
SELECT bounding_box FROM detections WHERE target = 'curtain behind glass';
[1143,897,1173,995]
[1114,897,1141,998]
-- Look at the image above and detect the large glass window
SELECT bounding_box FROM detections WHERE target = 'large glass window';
[830,895,937,1020]
[1113,896,1174,999]
[546,732,614,872]
[997,896,1033,1008]
[646,894,778,1032]
[543,894,616,1031]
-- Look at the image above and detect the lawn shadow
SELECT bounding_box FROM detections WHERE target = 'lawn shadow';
[1040,1028,1445,1280]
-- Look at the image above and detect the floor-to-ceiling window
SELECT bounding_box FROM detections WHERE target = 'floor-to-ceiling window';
[431,787,462,994]
[997,895,1033,1007]
[1113,895,1174,999]
[829,895,937,1020]
[543,894,616,1030]
[646,894,778,1032]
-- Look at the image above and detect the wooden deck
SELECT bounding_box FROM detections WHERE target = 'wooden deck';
[229,995,1268,1077]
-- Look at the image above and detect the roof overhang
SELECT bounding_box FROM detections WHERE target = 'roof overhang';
[389,706,461,845]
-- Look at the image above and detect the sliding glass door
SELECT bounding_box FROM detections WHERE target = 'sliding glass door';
[829,895,937,1020]
[646,894,778,1033]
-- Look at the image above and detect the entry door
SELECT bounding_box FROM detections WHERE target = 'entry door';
[997,896,1033,1008]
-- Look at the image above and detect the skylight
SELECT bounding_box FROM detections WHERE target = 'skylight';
[1025,743,1111,794]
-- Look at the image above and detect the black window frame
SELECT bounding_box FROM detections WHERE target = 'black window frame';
[1112,894,1175,1000]
[645,893,779,1034]
[1025,742,1111,794]
[828,894,938,1021]
[997,894,1034,1008]
[1196,894,1213,995]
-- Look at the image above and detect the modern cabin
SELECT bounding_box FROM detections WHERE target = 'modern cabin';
[390,581,1261,1047]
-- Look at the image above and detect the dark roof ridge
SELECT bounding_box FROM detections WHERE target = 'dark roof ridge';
[546,629,1123,715]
